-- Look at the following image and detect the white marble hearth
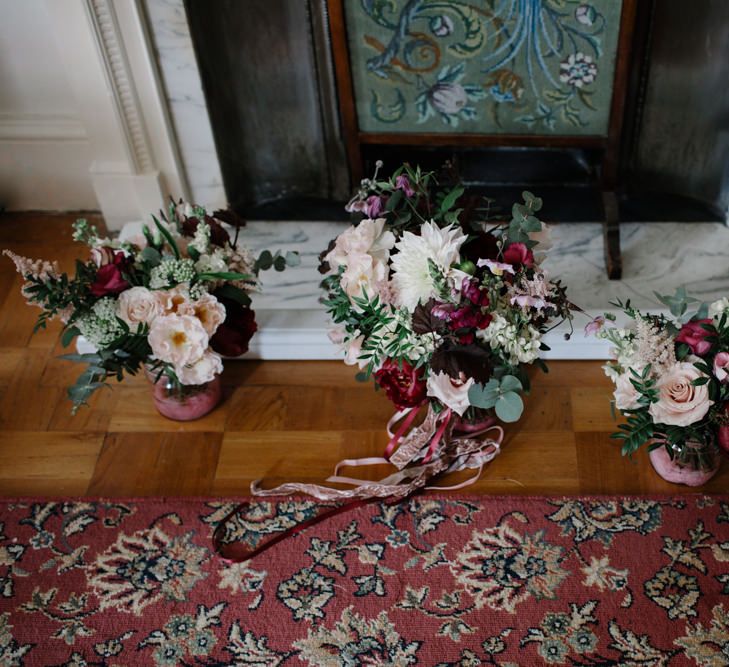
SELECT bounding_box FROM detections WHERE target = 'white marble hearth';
[102,220,729,361]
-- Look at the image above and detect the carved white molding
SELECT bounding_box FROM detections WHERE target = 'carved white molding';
[84,0,154,173]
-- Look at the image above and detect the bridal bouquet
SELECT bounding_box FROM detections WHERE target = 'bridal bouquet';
[321,163,575,426]
[249,162,576,504]
[4,201,298,414]
[592,290,729,481]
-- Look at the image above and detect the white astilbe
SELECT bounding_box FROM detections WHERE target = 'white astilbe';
[634,317,676,376]
[476,314,541,365]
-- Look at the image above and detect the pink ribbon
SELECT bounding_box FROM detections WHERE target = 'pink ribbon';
[215,404,504,562]
[250,404,503,500]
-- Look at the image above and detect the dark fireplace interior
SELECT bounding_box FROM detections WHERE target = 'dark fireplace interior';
[185,0,728,225]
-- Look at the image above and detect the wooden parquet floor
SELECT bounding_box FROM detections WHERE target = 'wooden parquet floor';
[1,212,726,497]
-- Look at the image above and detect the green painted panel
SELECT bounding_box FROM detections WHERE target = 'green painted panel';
[343,0,623,136]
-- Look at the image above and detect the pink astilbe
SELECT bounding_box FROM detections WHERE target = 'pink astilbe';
[4,249,60,283]
[634,317,676,376]
[3,250,71,322]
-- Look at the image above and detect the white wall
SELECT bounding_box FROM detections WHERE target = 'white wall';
[0,0,213,229]
[0,0,97,210]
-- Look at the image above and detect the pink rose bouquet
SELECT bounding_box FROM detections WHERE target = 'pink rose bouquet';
[592,288,729,470]
[4,201,298,413]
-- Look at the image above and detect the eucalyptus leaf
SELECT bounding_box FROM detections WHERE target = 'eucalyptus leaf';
[468,380,500,409]
[495,392,523,422]
[139,246,162,266]
[60,326,80,349]
[256,250,273,271]
[285,251,301,267]
[499,375,523,393]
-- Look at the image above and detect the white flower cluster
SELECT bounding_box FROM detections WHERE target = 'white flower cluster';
[709,298,729,323]
[598,327,637,381]
[149,258,196,289]
[476,314,541,365]
[77,298,125,347]
[189,221,211,255]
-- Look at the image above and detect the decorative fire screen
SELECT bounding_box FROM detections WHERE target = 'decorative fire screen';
[341,0,623,136]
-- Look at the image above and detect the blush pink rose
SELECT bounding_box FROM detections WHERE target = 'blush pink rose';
[156,284,190,313]
[177,293,226,337]
[148,313,209,367]
[117,286,161,327]
[648,362,713,427]
[613,372,641,411]
[713,351,729,383]
[339,252,389,300]
[325,218,395,271]
[176,351,223,385]
[676,319,715,357]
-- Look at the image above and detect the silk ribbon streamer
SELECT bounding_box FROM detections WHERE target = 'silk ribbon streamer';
[214,404,503,561]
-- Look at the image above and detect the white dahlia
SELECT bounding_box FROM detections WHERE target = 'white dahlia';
[391,221,467,311]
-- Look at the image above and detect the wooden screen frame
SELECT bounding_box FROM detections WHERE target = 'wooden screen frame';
[327,0,638,186]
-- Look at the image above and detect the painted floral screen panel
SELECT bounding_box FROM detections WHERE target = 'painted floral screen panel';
[343,0,624,136]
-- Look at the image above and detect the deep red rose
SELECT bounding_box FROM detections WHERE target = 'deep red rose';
[210,297,257,357]
[90,254,130,297]
[502,242,535,268]
[374,358,426,409]
[676,319,715,357]
[462,278,490,307]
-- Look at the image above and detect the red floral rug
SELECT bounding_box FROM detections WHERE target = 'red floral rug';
[1,495,728,666]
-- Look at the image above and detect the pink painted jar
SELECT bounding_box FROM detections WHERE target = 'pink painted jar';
[648,441,720,487]
[150,375,222,421]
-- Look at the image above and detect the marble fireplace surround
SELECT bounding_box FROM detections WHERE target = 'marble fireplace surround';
[103,219,729,361]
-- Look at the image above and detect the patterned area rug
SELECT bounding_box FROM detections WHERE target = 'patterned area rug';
[1,496,728,666]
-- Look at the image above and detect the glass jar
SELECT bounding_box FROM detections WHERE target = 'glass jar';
[150,374,222,421]
[648,439,721,487]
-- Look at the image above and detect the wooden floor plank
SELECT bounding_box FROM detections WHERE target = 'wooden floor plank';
[0,431,104,496]
[87,432,223,496]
